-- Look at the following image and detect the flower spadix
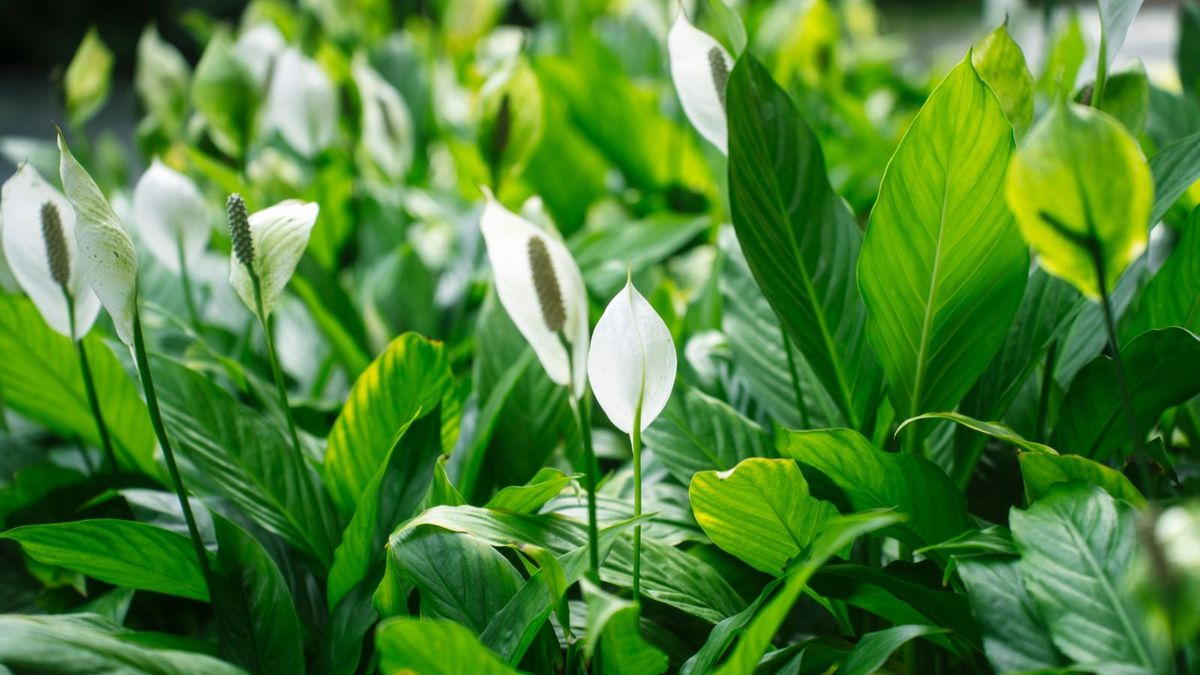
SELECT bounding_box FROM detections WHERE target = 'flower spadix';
[480,193,588,398]
[227,194,318,318]
[58,131,139,345]
[668,11,734,155]
[132,159,210,273]
[1,164,101,338]
[587,277,677,434]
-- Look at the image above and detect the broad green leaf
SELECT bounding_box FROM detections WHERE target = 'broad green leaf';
[781,428,972,549]
[582,579,669,675]
[680,577,785,675]
[714,510,903,674]
[0,294,155,474]
[1011,483,1163,673]
[1005,100,1152,299]
[457,349,533,501]
[899,411,1057,455]
[478,570,554,664]
[152,356,339,567]
[325,333,451,514]
[728,55,879,428]
[0,613,246,674]
[1037,12,1086,97]
[1149,131,1200,225]
[1018,451,1146,507]
[860,56,1027,430]
[191,32,260,158]
[319,580,379,675]
[689,458,839,575]
[64,28,113,127]
[0,519,212,601]
[327,409,442,608]
[485,468,576,514]
[1054,327,1200,459]
[392,529,523,634]
[211,516,304,675]
[390,505,744,623]
[376,617,517,675]
[1079,64,1150,135]
[956,555,1067,673]
[1125,207,1200,338]
[643,382,774,486]
[1181,1,1200,95]
[570,214,709,299]
[972,23,1034,136]
[838,624,949,675]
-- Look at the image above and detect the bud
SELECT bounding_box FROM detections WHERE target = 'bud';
[226,193,254,268]
[41,202,70,287]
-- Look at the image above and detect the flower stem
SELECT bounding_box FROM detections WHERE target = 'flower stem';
[630,409,643,602]
[64,289,118,473]
[132,308,215,598]
[568,393,602,581]
[249,271,304,461]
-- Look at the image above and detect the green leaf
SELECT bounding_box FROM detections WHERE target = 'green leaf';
[570,214,709,299]
[899,411,1058,454]
[1098,0,1145,70]
[390,505,744,623]
[727,54,879,428]
[972,23,1034,136]
[1181,1,1200,95]
[714,510,903,674]
[680,576,785,675]
[64,27,114,127]
[643,382,774,486]
[324,333,451,514]
[860,56,1027,429]
[838,624,948,675]
[0,519,212,601]
[781,428,972,549]
[327,408,442,608]
[478,570,554,664]
[1149,131,1200,225]
[1126,208,1200,339]
[485,468,577,514]
[0,294,155,475]
[211,516,305,675]
[190,32,260,158]
[582,579,669,675]
[0,614,246,674]
[1018,451,1146,507]
[1054,327,1200,459]
[1005,100,1153,299]
[1079,64,1150,135]
[1010,483,1162,673]
[689,458,839,575]
[1037,12,1086,98]
[955,555,1067,673]
[152,356,340,568]
[707,0,747,53]
[376,617,517,675]
[392,529,523,634]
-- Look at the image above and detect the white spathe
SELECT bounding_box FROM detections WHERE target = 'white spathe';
[588,278,677,433]
[1,164,101,338]
[228,199,319,318]
[480,194,589,399]
[58,132,139,346]
[132,159,210,274]
[234,23,286,87]
[352,53,415,181]
[262,48,338,158]
[668,12,733,155]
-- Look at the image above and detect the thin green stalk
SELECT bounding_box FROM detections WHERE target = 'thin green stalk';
[249,271,303,460]
[782,332,811,429]
[176,237,201,333]
[631,404,643,602]
[1093,36,1108,110]
[132,308,215,597]
[560,334,601,581]
[64,289,118,473]
[1035,340,1059,441]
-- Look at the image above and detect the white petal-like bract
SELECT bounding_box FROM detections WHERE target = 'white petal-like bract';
[588,279,677,434]
[262,48,337,158]
[132,159,210,273]
[58,133,139,345]
[668,12,734,155]
[480,195,589,398]
[234,23,286,87]
[229,200,318,317]
[1,164,100,337]
[352,53,415,181]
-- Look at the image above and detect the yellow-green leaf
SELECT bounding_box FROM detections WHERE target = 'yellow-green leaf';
[64,28,114,127]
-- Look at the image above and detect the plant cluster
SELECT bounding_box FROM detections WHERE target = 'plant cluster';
[0,0,1198,674]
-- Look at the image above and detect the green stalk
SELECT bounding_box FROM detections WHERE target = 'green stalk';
[176,236,201,333]
[630,402,644,602]
[131,307,215,597]
[560,334,601,581]
[249,271,304,460]
[63,289,118,473]
[1093,35,1108,110]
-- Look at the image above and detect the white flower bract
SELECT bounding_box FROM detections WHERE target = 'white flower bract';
[668,12,734,155]
[262,48,338,158]
[228,199,319,317]
[132,159,210,274]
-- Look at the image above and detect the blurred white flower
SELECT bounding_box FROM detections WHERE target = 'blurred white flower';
[262,48,337,157]
[352,53,414,181]
[132,159,210,274]
[480,193,589,399]
[1,163,100,337]
[234,23,286,87]
[227,197,319,318]
[588,277,676,433]
[668,12,734,155]
[58,132,139,345]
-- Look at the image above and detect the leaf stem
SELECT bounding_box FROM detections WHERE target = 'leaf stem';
[64,288,118,473]
[131,307,215,597]
[1093,35,1108,110]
